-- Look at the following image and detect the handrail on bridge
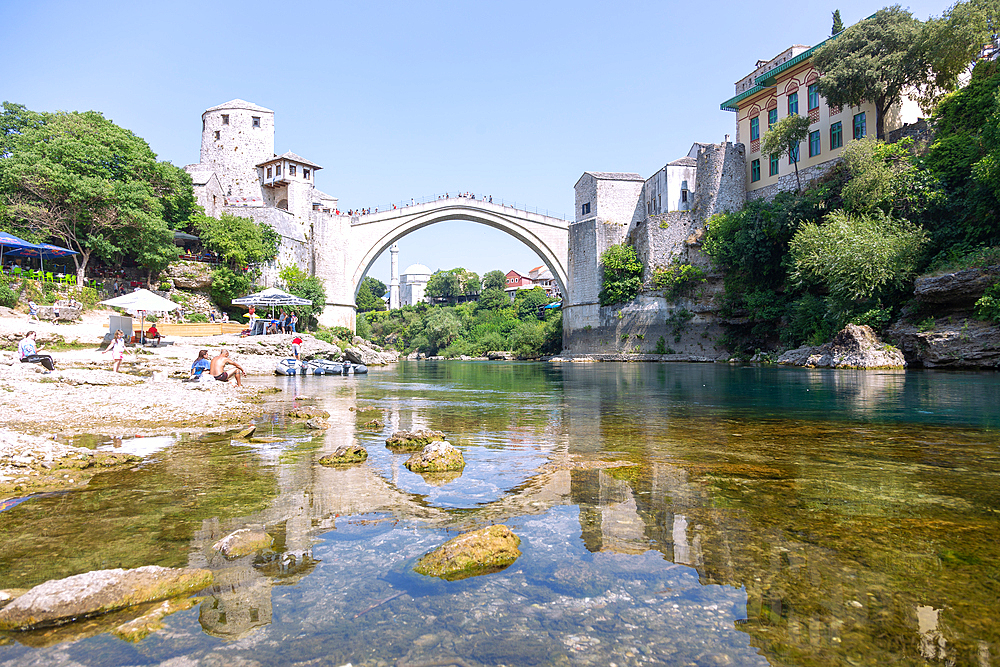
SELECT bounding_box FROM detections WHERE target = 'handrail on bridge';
[344,194,570,222]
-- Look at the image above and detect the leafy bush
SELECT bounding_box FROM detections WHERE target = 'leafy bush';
[159,281,172,291]
[653,261,707,300]
[187,312,209,323]
[975,282,1000,323]
[654,336,667,354]
[850,307,893,332]
[598,243,643,306]
[789,210,928,307]
[210,266,255,308]
[0,282,17,308]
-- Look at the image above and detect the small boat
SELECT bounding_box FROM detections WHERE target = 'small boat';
[304,359,343,375]
[275,358,301,376]
[303,359,369,375]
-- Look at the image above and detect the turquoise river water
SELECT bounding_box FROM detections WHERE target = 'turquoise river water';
[1,361,999,666]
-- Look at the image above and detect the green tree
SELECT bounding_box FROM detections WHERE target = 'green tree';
[598,243,644,306]
[789,210,928,308]
[832,9,844,34]
[0,108,193,285]
[356,280,385,312]
[425,308,462,352]
[482,269,507,291]
[287,276,327,330]
[760,113,812,192]
[425,269,460,303]
[515,286,552,319]
[840,138,943,217]
[813,6,930,140]
[478,287,509,310]
[919,0,1000,110]
[360,275,387,299]
[191,212,279,269]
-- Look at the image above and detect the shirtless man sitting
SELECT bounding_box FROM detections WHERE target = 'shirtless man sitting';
[210,349,245,387]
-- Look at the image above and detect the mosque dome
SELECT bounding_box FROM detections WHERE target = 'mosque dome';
[402,263,431,276]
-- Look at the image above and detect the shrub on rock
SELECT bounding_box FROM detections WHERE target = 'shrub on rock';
[385,429,445,452]
[404,441,464,473]
[414,525,521,581]
[319,444,368,466]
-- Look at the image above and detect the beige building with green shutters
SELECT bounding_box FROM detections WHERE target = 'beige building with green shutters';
[721,36,921,201]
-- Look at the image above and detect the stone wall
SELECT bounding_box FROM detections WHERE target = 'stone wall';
[561,281,729,360]
[746,158,840,202]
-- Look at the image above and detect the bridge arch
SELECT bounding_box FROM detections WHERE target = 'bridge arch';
[313,199,569,329]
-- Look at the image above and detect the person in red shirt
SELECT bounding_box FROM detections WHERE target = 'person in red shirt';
[146,324,161,347]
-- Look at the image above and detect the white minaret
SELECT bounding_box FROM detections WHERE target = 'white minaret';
[389,243,400,309]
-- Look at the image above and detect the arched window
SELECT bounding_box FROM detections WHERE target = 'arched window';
[277,199,288,210]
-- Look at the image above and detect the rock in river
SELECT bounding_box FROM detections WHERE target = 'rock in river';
[385,429,445,452]
[212,527,273,559]
[319,444,368,465]
[404,441,465,473]
[0,565,212,631]
[777,324,905,369]
[414,525,521,581]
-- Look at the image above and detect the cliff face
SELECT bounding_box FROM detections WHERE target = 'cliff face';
[887,266,1000,369]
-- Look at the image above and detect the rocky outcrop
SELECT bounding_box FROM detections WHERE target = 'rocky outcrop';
[161,261,214,290]
[38,299,82,323]
[385,429,445,452]
[778,324,906,369]
[913,266,1000,308]
[887,318,1000,368]
[212,527,272,559]
[414,525,521,581]
[0,565,212,631]
[404,441,465,473]
[486,351,516,360]
[225,334,341,360]
[345,337,399,365]
[319,444,368,465]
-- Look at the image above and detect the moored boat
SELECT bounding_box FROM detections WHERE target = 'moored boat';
[275,358,301,376]
[305,359,344,375]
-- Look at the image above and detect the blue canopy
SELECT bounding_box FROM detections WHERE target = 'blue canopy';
[0,231,38,251]
[2,240,78,272]
[3,242,78,260]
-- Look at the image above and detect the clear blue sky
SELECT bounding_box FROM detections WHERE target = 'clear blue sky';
[6,0,950,286]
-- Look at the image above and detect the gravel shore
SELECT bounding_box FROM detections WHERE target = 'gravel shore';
[0,307,317,495]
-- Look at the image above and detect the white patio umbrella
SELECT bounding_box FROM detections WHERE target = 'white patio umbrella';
[232,287,312,319]
[100,289,181,342]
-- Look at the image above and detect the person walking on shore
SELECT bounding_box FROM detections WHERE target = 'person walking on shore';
[18,331,55,372]
[104,329,126,373]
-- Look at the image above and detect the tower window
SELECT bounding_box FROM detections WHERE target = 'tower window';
[303,168,310,179]
[214,130,220,140]
[289,165,297,176]
[581,202,591,215]
[252,116,260,128]
[221,114,229,125]
[267,167,272,178]
[275,165,281,176]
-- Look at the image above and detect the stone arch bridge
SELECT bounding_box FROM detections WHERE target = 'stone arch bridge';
[312,198,571,331]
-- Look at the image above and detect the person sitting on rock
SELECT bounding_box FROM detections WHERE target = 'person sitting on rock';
[190,349,211,379]
[210,349,245,387]
[145,324,161,347]
[18,331,55,372]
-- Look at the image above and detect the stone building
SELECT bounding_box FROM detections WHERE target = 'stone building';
[720,37,921,201]
[400,263,431,306]
[184,99,340,285]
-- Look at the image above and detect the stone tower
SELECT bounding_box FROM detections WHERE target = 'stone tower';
[199,99,274,200]
[389,243,400,310]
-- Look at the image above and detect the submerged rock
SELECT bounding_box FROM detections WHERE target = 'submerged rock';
[385,429,445,452]
[212,527,273,559]
[319,444,369,466]
[0,565,212,631]
[404,441,465,473]
[111,596,200,643]
[777,324,905,369]
[286,406,330,420]
[414,525,521,581]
